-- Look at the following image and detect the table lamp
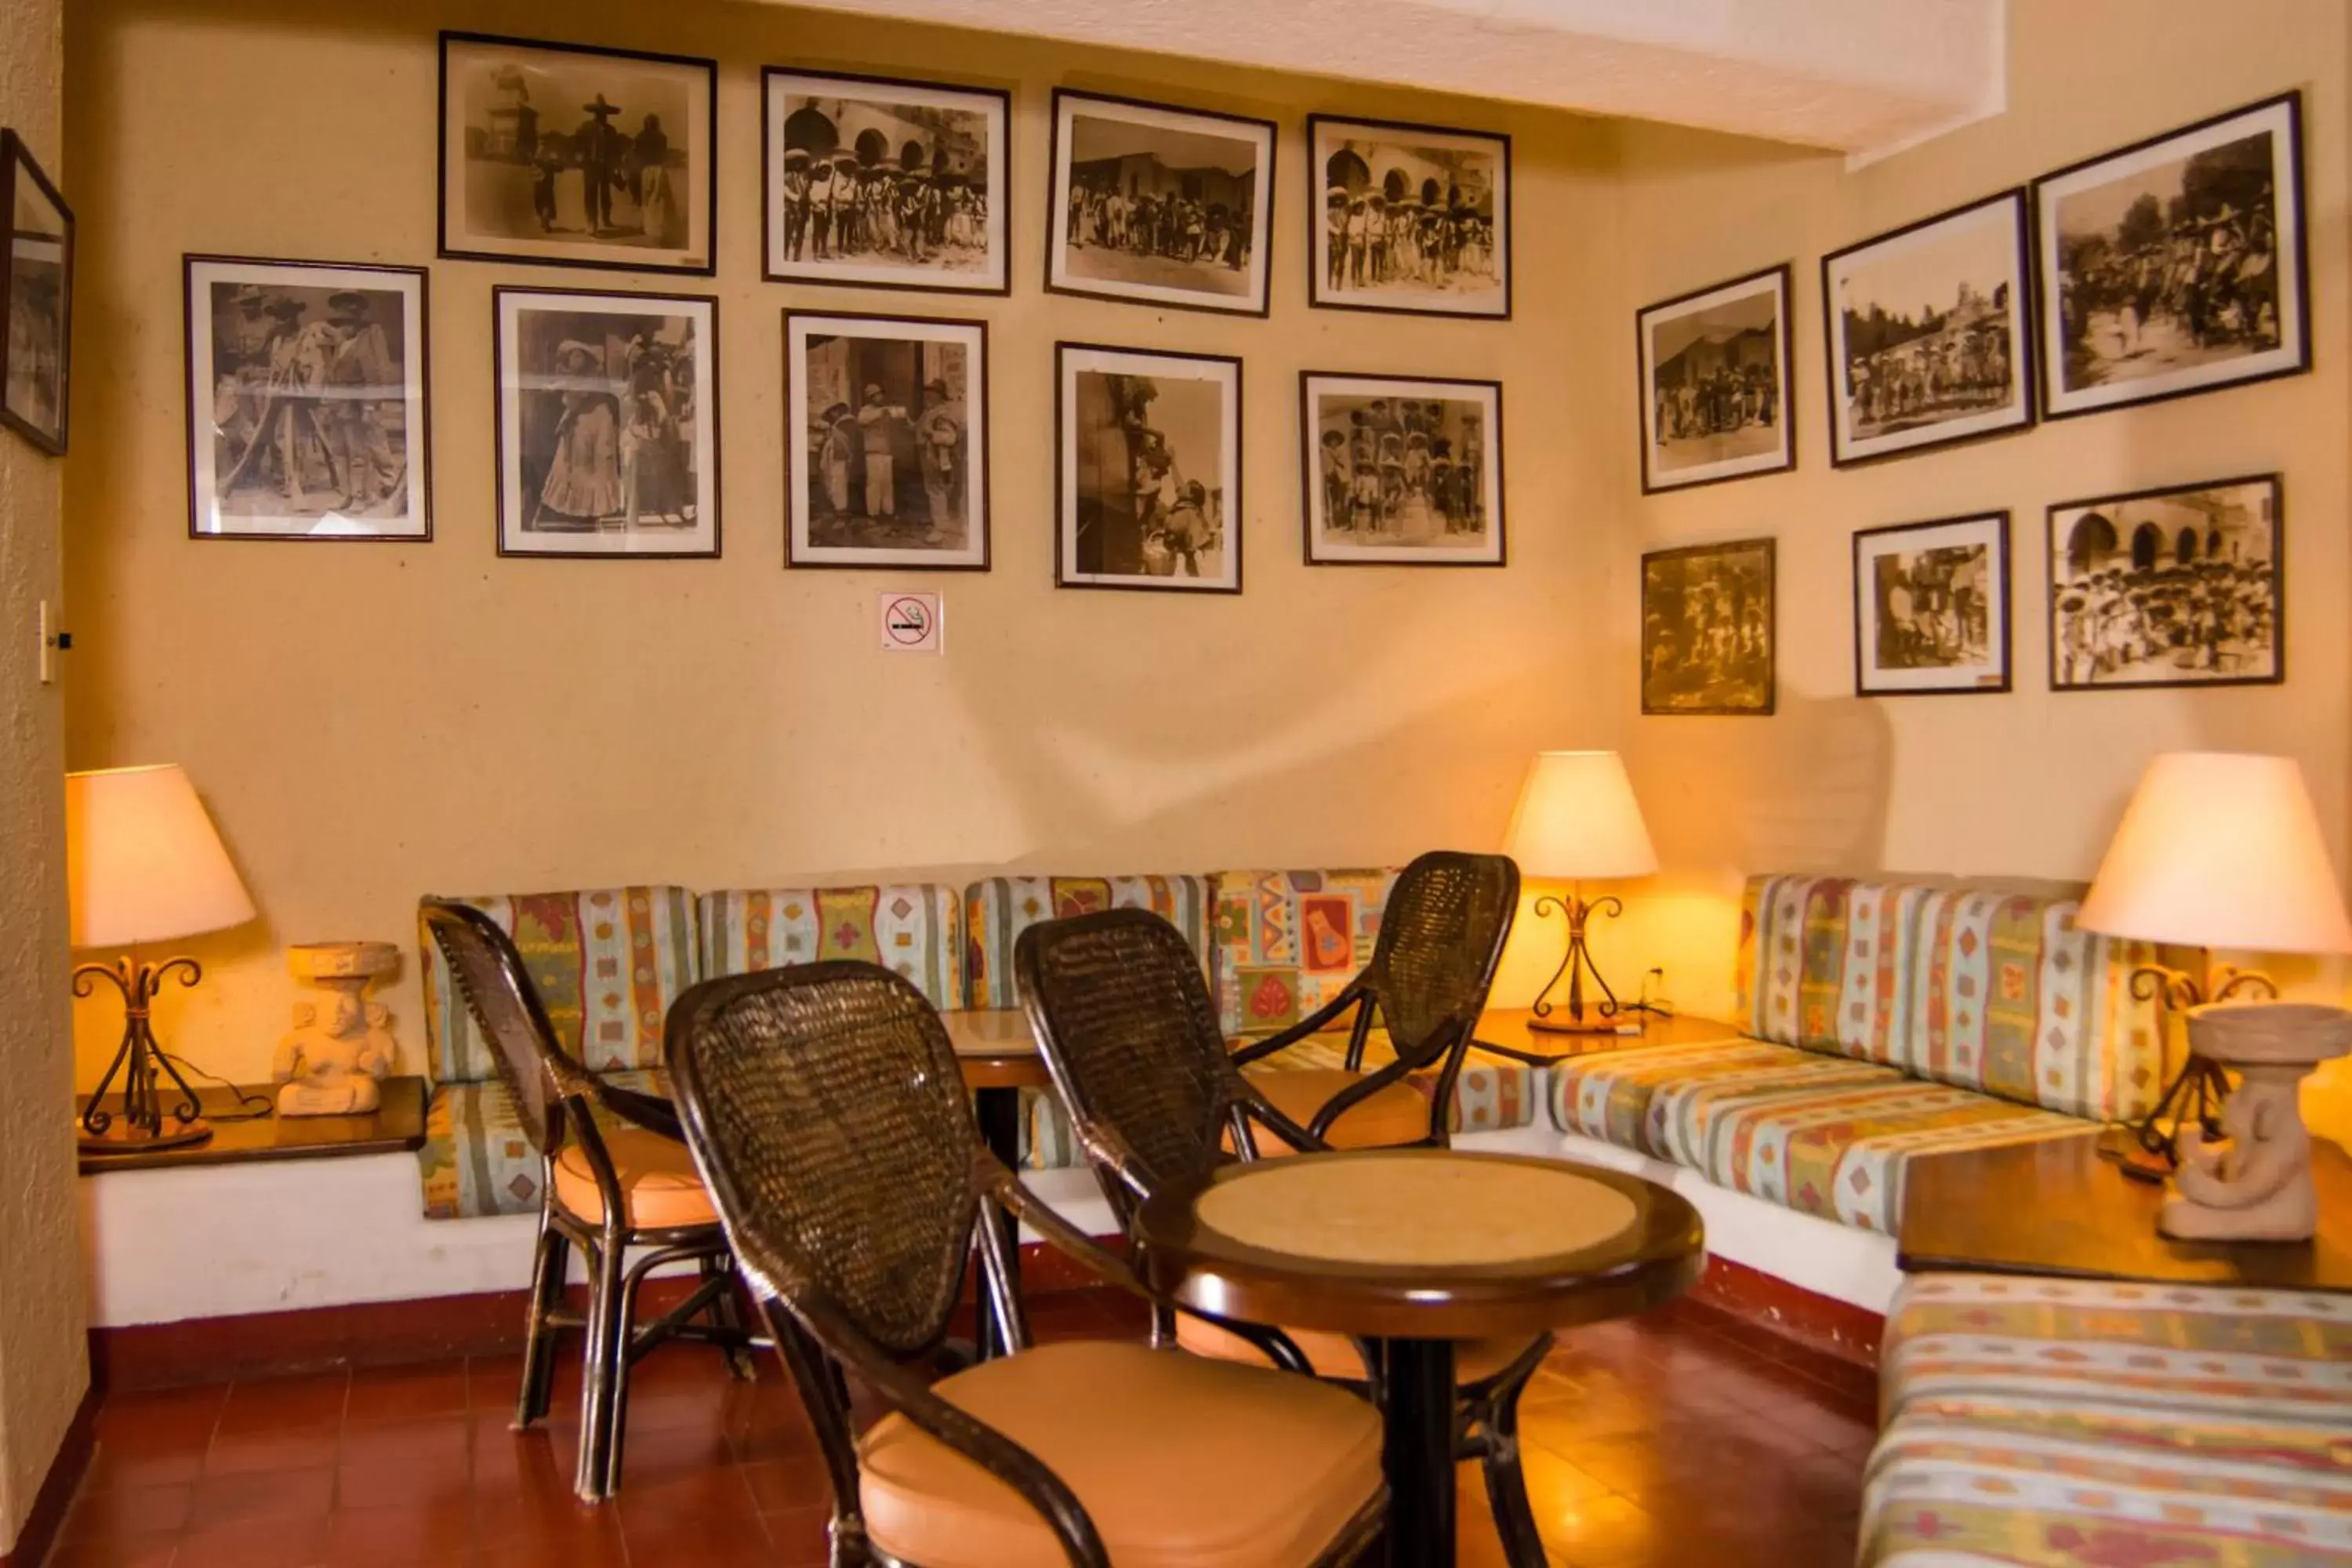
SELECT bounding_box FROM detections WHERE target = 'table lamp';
[67,764,257,1151]
[1503,750,1659,1033]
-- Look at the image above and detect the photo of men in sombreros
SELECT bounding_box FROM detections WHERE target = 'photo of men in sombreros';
[2049,477,2281,690]
[767,77,1002,291]
[1050,93,1273,314]
[800,335,972,550]
[1312,119,1506,316]
[1302,374,1504,565]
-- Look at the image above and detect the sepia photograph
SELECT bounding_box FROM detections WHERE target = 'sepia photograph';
[1823,191,2033,466]
[786,310,986,570]
[441,33,715,275]
[184,256,429,541]
[1308,115,1508,318]
[1642,539,1775,716]
[1047,90,1275,317]
[1299,372,1501,566]
[2034,93,2307,419]
[495,286,717,557]
[1057,342,1240,592]
[1637,263,1794,493]
[764,70,1008,295]
[1852,512,2010,696]
[2,130,71,456]
[2048,474,2281,691]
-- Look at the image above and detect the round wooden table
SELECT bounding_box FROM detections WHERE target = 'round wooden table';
[1134,1149,1704,1566]
[946,1009,1052,1359]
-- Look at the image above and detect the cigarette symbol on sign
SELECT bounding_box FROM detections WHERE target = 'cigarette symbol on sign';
[885,599,931,643]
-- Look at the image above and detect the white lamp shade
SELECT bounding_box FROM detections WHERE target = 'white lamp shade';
[1503,751,1660,881]
[66,764,256,949]
[2078,752,2352,956]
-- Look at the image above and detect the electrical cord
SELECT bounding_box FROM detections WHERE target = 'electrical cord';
[158,1051,275,1122]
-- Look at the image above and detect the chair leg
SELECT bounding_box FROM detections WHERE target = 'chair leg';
[600,1250,652,1499]
[1478,1377,1548,1568]
[702,1252,757,1381]
[514,1219,571,1429]
[573,1232,627,1503]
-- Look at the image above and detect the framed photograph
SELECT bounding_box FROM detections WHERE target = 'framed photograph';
[1822,191,2033,466]
[2,129,71,455]
[493,286,718,558]
[1298,372,1501,566]
[2033,93,2307,419]
[1308,114,1508,318]
[763,69,1009,296]
[1641,539,1775,716]
[1055,342,1240,593]
[1852,512,2010,696]
[1636,263,1794,493]
[1047,90,1275,318]
[786,310,987,570]
[440,32,716,275]
[184,256,430,541]
[2048,474,2281,691]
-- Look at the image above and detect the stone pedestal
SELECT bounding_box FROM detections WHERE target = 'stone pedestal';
[2160,1001,2352,1243]
[274,942,401,1116]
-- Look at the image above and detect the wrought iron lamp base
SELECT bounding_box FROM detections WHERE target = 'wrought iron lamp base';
[2116,961,2273,1184]
[1527,890,1632,1035]
[74,953,215,1154]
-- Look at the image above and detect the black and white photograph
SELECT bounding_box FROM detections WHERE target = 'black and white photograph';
[1299,372,1501,566]
[1308,115,1508,318]
[1823,191,2033,466]
[1047,90,1275,318]
[1642,539,1775,716]
[494,286,717,558]
[786,310,986,570]
[1056,342,1240,592]
[764,70,1008,295]
[2048,474,2281,691]
[1637,263,1794,493]
[2,129,71,456]
[184,256,429,541]
[1852,512,2010,696]
[2034,93,2307,419]
[441,33,715,275]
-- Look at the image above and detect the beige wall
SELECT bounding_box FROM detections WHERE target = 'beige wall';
[0,0,93,1549]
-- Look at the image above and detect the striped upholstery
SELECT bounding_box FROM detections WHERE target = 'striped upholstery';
[419,1069,667,1221]
[1547,1037,1903,1156]
[700,885,961,1010]
[964,875,1212,1010]
[1210,868,1399,1038]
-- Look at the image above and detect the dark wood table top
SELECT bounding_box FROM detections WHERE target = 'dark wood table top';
[1897,1131,2352,1293]
[1473,1008,1744,1065]
[77,1076,429,1175]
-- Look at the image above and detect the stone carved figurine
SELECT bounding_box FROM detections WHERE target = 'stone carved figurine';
[274,941,401,1116]
[2158,1000,2352,1243]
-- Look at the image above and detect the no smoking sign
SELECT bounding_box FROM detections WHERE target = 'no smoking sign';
[877,591,943,655]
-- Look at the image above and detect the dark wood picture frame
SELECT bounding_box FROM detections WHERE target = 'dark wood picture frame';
[0,129,72,456]
[783,307,991,572]
[1640,537,1776,717]
[2030,91,2310,422]
[1305,113,1512,321]
[492,284,721,561]
[760,67,1012,297]
[183,254,434,543]
[1045,89,1277,320]
[438,31,719,278]
[1820,189,2035,469]
[1295,370,1504,567]
[1635,261,1795,495]
[2045,472,2283,693]
[1054,339,1244,594]
[1850,510,2013,698]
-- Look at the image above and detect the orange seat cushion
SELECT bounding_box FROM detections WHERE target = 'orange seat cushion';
[1238,1068,1431,1154]
[551,1127,718,1229]
[1174,1313,1532,1385]
[858,1340,1382,1568]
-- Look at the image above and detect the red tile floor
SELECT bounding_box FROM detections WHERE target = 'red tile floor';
[52,1292,1875,1567]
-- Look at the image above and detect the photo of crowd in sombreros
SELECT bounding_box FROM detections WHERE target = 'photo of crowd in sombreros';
[789,313,984,568]
[1058,344,1240,591]
[1641,539,1775,715]
[1311,118,1506,316]
[1050,93,1274,314]
[1639,266,1791,491]
[2048,477,2281,690]
[1302,375,1501,564]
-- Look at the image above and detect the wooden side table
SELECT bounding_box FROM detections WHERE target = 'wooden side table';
[1473,1007,1743,1065]
[74,1076,429,1175]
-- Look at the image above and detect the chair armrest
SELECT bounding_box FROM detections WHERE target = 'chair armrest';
[1227,991,1361,1067]
[591,1080,684,1142]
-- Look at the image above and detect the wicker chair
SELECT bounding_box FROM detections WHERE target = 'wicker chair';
[1017,904,1555,1568]
[666,960,1388,1568]
[1229,850,1522,1152]
[419,900,756,1502]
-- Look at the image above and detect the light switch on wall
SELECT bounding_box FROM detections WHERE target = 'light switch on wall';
[38,601,59,684]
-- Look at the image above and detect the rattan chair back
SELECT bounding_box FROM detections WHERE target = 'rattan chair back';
[1363,851,1521,1061]
[419,898,575,1152]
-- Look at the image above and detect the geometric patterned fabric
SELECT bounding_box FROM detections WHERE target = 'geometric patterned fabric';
[964,875,1213,1011]
[700,884,961,1011]
[419,1068,668,1221]
[1210,868,1398,1039]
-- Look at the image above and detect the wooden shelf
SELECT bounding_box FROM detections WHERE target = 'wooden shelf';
[76,1076,429,1176]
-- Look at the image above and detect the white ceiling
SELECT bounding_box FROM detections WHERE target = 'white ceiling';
[752,0,2006,159]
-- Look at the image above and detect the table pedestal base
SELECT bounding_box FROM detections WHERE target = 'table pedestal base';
[1381,1338,1457,1566]
[974,1084,1025,1360]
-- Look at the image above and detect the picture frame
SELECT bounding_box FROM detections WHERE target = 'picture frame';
[2032,92,2309,420]
[762,68,1010,296]
[1640,538,1775,716]
[1298,372,1503,566]
[786,309,988,571]
[1307,114,1509,319]
[2047,474,2281,692]
[1851,511,2011,697]
[493,285,719,559]
[1046,89,1276,318]
[1,129,72,456]
[1635,263,1795,494]
[184,255,432,542]
[440,31,717,276]
[1821,190,2034,467]
[1055,341,1242,593]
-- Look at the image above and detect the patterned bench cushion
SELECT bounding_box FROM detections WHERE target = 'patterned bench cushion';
[701,885,960,1009]
[419,887,701,1083]
[419,1069,666,1221]
[964,875,1213,1011]
[1547,1036,1903,1157]
[1211,868,1397,1039]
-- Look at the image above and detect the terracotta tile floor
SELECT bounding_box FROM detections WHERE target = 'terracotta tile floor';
[54,1293,1874,1567]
